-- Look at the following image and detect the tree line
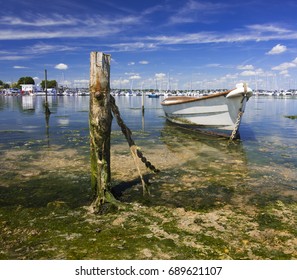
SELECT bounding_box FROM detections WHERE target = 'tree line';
[0,76,57,89]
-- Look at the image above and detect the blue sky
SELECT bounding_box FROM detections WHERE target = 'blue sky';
[1,0,297,90]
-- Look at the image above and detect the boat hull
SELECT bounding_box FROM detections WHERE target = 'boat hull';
[161,84,252,137]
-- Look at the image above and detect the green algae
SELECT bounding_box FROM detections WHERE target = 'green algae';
[0,130,26,134]
[284,115,297,119]
[0,126,297,260]
[257,212,285,230]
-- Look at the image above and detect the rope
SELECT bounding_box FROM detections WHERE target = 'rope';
[229,110,243,141]
[229,83,248,142]
[110,95,159,196]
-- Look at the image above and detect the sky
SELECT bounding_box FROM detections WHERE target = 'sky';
[1,0,297,90]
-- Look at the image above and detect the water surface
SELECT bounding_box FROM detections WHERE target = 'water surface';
[0,94,296,259]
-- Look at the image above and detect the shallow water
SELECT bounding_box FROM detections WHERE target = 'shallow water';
[0,94,296,259]
[1,95,296,191]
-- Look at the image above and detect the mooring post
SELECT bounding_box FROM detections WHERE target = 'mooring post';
[44,69,51,115]
[89,52,113,212]
[142,91,145,115]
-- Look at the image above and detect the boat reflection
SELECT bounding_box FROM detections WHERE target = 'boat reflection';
[148,122,250,210]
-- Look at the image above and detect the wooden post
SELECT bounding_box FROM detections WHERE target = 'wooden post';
[45,69,48,103]
[44,69,51,115]
[89,52,113,212]
[142,91,145,115]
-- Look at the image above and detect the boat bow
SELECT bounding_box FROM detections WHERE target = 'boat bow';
[226,83,253,99]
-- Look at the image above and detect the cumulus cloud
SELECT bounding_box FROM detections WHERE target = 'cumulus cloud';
[237,64,254,70]
[240,70,256,76]
[155,73,166,80]
[74,79,89,86]
[139,60,149,64]
[271,57,297,76]
[239,68,265,77]
[272,62,296,71]
[279,70,289,75]
[267,44,287,55]
[129,74,141,80]
[74,79,89,83]
[112,79,130,87]
[55,63,68,70]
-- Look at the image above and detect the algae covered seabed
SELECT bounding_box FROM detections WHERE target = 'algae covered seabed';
[0,95,296,260]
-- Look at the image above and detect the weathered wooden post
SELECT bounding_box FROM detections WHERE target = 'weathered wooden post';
[89,52,114,212]
[44,69,51,115]
[142,91,145,115]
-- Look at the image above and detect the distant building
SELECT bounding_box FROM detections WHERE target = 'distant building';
[21,84,36,94]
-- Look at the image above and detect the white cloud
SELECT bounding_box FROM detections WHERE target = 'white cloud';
[129,75,141,80]
[13,65,28,69]
[247,24,290,34]
[60,80,72,86]
[237,64,254,70]
[108,42,157,52]
[279,70,289,75]
[224,73,238,79]
[272,57,297,72]
[240,70,256,76]
[267,44,287,55]
[128,62,135,66]
[0,26,119,40]
[1,14,78,27]
[169,0,228,24]
[206,63,221,67]
[272,62,296,71]
[0,13,138,41]
[125,72,138,76]
[0,55,28,60]
[139,60,149,64]
[155,73,166,80]
[112,79,130,87]
[238,68,269,77]
[74,79,89,84]
[25,43,77,54]
[55,63,68,70]
[254,68,265,76]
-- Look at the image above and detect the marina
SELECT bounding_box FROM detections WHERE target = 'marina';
[0,94,297,259]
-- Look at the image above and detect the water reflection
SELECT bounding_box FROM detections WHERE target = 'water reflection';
[1,95,297,260]
[0,95,296,205]
[21,95,35,111]
[117,121,250,209]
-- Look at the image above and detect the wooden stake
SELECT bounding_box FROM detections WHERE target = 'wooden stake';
[89,52,114,212]
[142,91,145,115]
[44,69,51,115]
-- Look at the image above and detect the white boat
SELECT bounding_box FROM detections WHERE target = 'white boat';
[161,83,253,138]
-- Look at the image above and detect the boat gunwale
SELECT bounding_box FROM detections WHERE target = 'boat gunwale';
[161,89,233,106]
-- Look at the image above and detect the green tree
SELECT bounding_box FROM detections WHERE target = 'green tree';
[11,82,18,88]
[41,80,57,89]
[17,76,35,86]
